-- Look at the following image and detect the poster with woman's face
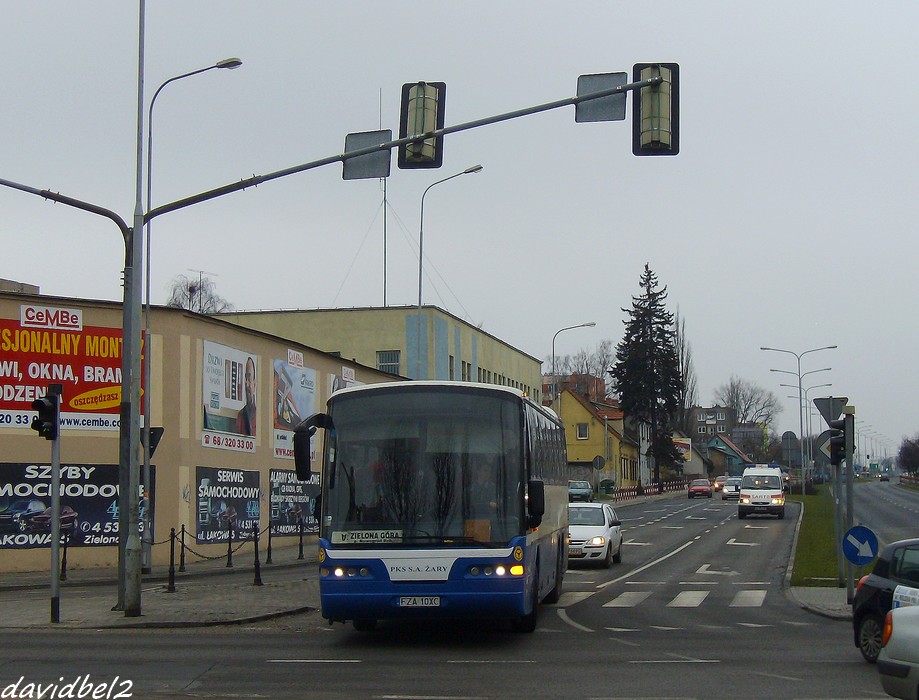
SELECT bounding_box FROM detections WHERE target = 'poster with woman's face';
[202,340,258,452]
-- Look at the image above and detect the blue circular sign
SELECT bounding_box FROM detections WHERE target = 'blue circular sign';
[843,525,879,566]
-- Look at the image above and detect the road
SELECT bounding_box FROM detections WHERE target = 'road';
[0,495,896,699]
[853,477,919,547]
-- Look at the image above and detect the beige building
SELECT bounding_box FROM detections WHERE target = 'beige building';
[218,305,543,402]
[0,291,395,573]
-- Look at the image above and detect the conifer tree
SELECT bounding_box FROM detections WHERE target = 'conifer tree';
[611,264,683,489]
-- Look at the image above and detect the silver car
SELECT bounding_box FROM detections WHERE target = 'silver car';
[721,477,742,501]
[568,502,623,568]
[878,604,919,700]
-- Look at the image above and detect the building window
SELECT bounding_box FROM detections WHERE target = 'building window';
[697,426,707,435]
[717,425,726,433]
[576,423,589,440]
[449,355,455,380]
[717,411,726,421]
[376,350,400,375]
[461,361,471,382]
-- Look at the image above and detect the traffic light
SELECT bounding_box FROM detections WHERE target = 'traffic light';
[31,383,62,441]
[398,81,446,169]
[829,417,846,466]
[632,63,680,156]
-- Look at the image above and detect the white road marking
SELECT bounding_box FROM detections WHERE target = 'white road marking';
[667,590,710,607]
[696,563,738,576]
[730,590,767,607]
[604,591,653,607]
[556,591,594,606]
[268,659,362,663]
[725,538,759,546]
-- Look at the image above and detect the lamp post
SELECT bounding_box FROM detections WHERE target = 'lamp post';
[762,345,837,496]
[551,322,596,412]
[781,382,831,472]
[142,57,242,573]
[415,164,483,380]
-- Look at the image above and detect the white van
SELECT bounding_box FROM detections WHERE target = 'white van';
[738,465,785,519]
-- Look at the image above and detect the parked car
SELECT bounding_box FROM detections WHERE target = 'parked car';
[880,474,891,482]
[853,537,919,663]
[568,502,622,568]
[687,479,713,499]
[0,499,47,532]
[568,480,594,503]
[878,604,919,700]
[721,477,742,500]
[713,475,728,492]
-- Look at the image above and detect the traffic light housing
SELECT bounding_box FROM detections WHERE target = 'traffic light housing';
[398,81,446,169]
[632,63,680,156]
[31,383,62,441]
[829,415,854,466]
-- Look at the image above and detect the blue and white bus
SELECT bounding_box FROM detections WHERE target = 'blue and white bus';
[294,381,568,632]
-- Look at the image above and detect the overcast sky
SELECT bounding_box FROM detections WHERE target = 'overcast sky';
[2,2,916,457]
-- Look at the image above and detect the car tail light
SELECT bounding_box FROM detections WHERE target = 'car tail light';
[856,574,869,593]
[882,610,893,647]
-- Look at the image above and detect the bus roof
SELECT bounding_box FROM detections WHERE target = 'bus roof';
[328,381,558,420]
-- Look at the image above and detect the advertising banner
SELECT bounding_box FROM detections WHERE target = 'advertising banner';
[0,463,154,549]
[202,341,257,452]
[195,467,260,544]
[269,469,319,535]
[272,350,317,460]
[0,304,142,433]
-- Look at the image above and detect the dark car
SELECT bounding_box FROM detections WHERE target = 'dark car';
[852,537,919,663]
[0,499,47,532]
[687,479,712,499]
[568,480,594,503]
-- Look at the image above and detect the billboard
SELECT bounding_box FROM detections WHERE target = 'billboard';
[0,463,154,549]
[269,469,319,535]
[195,466,260,544]
[0,303,141,433]
[272,350,317,460]
[202,341,257,452]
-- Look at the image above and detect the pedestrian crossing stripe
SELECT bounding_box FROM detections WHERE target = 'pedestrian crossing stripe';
[600,589,769,608]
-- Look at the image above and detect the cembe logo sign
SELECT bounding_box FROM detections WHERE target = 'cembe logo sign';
[20,305,83,331]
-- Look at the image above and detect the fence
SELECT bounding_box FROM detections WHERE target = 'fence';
[610,480,687,502]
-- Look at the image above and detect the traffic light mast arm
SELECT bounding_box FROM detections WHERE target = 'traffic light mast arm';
[143,76,663,224]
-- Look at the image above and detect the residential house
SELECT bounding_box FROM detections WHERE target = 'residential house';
[557,389,641,490]
[706,433,753,477]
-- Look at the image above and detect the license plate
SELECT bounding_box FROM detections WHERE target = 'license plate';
[568,547,583,556]
[399,596,440,607]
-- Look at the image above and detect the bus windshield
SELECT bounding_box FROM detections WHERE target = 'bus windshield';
[323,388,524,547]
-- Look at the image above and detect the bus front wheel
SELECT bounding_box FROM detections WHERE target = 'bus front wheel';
[513,576,540,633]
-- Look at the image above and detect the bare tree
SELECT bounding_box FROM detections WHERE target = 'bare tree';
[713,375,782,427]
[547,340,616,400]
[166,274,234,314]
[674,310,698,434]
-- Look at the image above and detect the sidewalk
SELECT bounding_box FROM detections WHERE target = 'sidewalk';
[787,586,852,620]
[0,541,320,629]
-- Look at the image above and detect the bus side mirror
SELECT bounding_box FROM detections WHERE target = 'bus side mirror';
[527,479,545,528]
[293,413,332,480]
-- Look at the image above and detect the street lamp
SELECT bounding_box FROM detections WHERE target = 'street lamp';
[551,322,596,411]
[415,164,483,380]
[141,57,242,573]
[761,344,837,495]
[781,382,832,470]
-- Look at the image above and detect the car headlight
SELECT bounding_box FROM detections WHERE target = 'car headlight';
[587,536,606,546]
